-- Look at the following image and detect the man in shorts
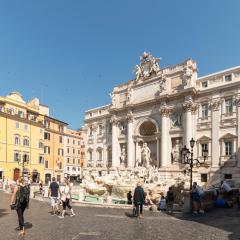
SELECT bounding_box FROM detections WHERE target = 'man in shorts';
[48,177,61,216]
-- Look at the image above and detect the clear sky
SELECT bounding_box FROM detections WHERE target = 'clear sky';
[0,0,240,129]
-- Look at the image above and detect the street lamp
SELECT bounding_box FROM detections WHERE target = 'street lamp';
[181,138,208,190]
[18,154,29,177]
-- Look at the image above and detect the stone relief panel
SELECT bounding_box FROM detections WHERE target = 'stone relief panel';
[119,121,127,135]
[170,112,182,128]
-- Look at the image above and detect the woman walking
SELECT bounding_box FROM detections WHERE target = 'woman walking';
[10,177,30,237]
[59,179,75,218]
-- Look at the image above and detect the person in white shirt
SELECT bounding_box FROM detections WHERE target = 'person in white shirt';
[59,178,75,219]
[221,180,233,203]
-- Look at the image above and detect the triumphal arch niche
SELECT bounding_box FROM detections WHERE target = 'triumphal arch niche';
[134,119,158,168]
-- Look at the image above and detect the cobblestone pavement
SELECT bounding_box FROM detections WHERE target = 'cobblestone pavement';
[0,192,240,240]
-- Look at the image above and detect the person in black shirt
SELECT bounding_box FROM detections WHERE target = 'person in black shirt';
[48,177,61,216]
[127,191,132,204]
[133,181,145,218]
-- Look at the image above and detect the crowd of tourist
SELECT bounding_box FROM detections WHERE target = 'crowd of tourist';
[2,175,239,237]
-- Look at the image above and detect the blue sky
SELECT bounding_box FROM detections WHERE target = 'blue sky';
[0,0,239,129]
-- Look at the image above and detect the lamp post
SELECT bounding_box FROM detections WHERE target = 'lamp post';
[181,138,208,190]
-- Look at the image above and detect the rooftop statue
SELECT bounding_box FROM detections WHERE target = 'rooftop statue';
[134,52,161,80]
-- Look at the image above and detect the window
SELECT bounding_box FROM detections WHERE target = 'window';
[59,162,62,169]
[73,158,75,164]
[89,151,93,161]
[202,81,208,88]
[78,141,80,145]
[59,125,63,133]
[72,167,76,171]
[89,126,93,136]
[15,122,19,129]
[24,124,28,131]
[73,140,75,144]
[23,138,29,146]
[225,99,233,113]
[15,136,20,145]
[89,112,92,117]
[201,104,208,118]
[224,174,232,179]
[44,120,50,128]
[73,149,75,154]
[67,148,70,154]
[201,143,208,156]
[39,141,44,149]
[44,146,50,154]
[99,125,103,135]
[39,156,44,164]
[225,74,232,82]
[67,138,70,144]
[14,152,21,161]
[201,174,208,183]
[78,150,80,155]
[45,160,48,168]
[67,167,69,171]
[78,159,80,164]
[225,141,233,156]
[58,149,64,156]
[44,132,50,140]
[78,167,80,171]
[67,158,70,163]
[39,128,43,134]
[98,150,103,161]
[22,154,29,163]
[59,136,63,143]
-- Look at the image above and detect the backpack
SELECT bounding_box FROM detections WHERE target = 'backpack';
[18,185,30,206]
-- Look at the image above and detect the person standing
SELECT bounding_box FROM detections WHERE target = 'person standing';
[48,177,61,216]
[10,177,30,237]
[193,182,205,213]
[133,181,145,218]
[127,191,133,204]
[166,187,174,214]
[221,180,233,205]
[59,178,75,218]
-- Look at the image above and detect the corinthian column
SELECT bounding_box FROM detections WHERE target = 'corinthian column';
[160,106,170,167]
[127,111,134,168]
[210,98,221,167]
[183,100,197,148]
[111,115,119,168]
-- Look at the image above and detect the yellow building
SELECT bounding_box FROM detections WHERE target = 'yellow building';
[0,92,45,182]
[43,116,67,184]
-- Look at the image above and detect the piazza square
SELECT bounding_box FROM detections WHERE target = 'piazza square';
[0,1,240,240]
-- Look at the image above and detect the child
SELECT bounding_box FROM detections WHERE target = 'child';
[159,196,166,211]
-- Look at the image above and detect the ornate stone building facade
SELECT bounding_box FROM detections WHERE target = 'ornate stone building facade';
[84,52,240,185]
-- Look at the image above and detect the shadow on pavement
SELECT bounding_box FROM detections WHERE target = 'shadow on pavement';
[0,208,10,218]
[169,207,240,240]
[15,222,33,231]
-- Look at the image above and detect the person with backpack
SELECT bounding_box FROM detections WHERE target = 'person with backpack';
[166,187,174,214]
[10,176,30,237]
[48,177,61,216]
[133,181,145,218]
